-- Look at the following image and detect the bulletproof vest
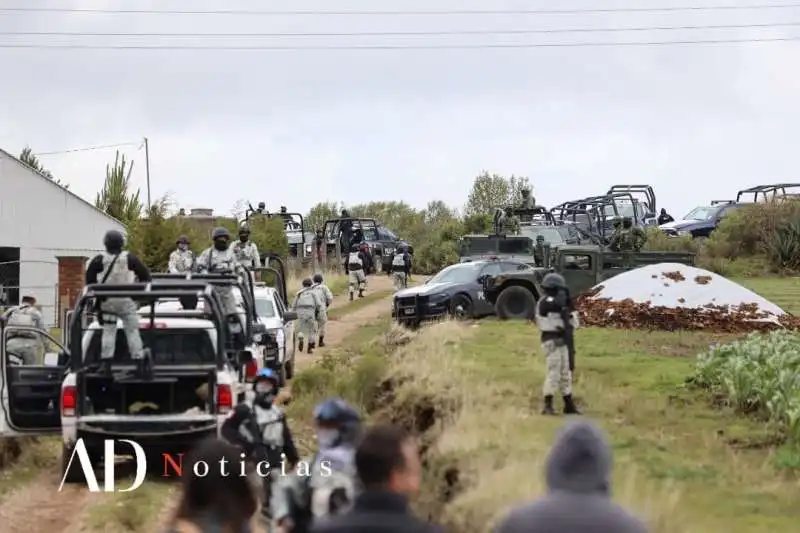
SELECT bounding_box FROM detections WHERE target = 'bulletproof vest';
[348,252,362,266]
[206,247,236,272]
[392,252,406,267]
[172,250,193,272]
[295,289,316,308]
[234,241,256,264]
[247,404,284,448]
[308,446,358,519]
[535,296,566,333]
[7,305,37,338]
[100,251,132,284]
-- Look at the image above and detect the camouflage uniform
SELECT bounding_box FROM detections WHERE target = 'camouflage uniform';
[293,286,322,351]
[630,226,647,251]
[96,251,146,361]
[502,209,521,235]
[232,240,261,269]
[4,303,45,364]
[311,281,334,345]
[519,187,536,209]
[533,235,546,267]
[196,244,241,335]
[346,249,368,299]
[167,248,194,274]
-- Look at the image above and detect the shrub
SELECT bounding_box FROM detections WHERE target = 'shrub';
[691,331,800,444]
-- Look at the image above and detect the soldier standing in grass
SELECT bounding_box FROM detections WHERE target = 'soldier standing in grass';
[345,244,368,300]
[311,273,334,347]
[390,243,412,290]
[293,277,322,354]
[536,273,580,416]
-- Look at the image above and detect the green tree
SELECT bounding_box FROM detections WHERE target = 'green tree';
[126,197,179,270]
[19,146,69,188]
[465,171,511,216]
[94,151,143,225]
[305,201,341,233]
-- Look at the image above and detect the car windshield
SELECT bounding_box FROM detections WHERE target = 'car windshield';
[429,263,482,284]
[683,206,717,220]
[255,298,276,318]
[520,227,565,244]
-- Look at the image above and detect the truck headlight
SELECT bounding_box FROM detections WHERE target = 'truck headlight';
[676,230,691,237]
[253,334,263,343]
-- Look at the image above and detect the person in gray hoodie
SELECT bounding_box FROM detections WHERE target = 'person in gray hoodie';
[494,420,648,533]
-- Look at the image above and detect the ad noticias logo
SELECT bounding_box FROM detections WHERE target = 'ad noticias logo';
[59,438,331,492]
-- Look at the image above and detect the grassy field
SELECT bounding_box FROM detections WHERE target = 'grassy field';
[285,276,800,533]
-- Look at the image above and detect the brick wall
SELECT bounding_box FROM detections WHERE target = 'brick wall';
[57,256,87,328]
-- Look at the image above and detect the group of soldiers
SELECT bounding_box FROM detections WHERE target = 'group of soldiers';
[608,216,647,252]
[493,186,536,235]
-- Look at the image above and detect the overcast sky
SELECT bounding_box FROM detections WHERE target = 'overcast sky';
[2,0,799,219]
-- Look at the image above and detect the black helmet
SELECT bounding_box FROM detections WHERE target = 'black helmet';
[504,206,513,215]
[176,234,189,245]
[622,217,633,228]
[312,273,323,284]
[103,229,125,252]
[302,277,313,288]
[542,272,566,290]
[211,227,230,241]
[280,206,287,213]
[341,209,350,217]
[521,187,531,196]
[536,235,545,242]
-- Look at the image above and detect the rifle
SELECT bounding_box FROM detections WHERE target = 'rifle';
[558,289,576,372]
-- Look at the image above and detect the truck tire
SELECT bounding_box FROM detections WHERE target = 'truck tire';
[496,286,537,320]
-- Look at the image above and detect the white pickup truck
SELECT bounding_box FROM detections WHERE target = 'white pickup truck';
[0,281,252,484]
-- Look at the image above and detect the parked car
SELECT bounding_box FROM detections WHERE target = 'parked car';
[392,259,533,327]
[252,285,297,385]
[659,201,743,239]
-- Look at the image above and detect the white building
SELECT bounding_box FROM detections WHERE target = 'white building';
[0,148,126,326]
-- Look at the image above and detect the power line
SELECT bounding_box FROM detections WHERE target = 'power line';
[35,142,141,156]
[4,21,800,38]
[3,3,800,16]
[1,36,799,50]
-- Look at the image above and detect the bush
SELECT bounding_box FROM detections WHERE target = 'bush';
[704,199,800,273]
[691,331,800,444]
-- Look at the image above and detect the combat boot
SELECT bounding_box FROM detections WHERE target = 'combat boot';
[563,394,581,415]
[136,348,153,380]
[349,292,354,301]
[541,395,556,415]
[318,336,325,347]
[297,339,304,353]
[358,289,364,298]
[307,342,316,355]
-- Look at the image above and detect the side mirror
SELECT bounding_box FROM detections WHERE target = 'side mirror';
[237,350,253,364]
[282,311,298,322]
[43,352,61,366]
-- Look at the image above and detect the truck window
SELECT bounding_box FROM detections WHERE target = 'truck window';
[563,254,592,270]
[461,237,496,255]
[83,329,216,365]
[498,238,532,254]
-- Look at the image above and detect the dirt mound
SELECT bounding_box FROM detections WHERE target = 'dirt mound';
[578,263,796,332]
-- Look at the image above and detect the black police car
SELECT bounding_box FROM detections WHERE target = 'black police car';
[392,259,533,326]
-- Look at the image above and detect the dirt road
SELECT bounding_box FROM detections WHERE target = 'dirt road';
[0,274,400,533]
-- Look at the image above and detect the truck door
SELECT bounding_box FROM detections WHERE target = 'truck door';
[1,324,66,436]
[558,253,597,296]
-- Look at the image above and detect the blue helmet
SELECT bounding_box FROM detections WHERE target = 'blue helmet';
[313,398,359,424]
[254,367,280,386]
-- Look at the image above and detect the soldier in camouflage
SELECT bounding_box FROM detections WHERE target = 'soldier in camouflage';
[624,217,648,251]
[232,224,261,269]
[293,278,323,354]
[2,295,45,365]
[501,206,521,235]
[533,235,546,267]
[196,227,245,342]
[85,230,152,377]
[519,186,536,209]
[311,273,334,348]
[168,235,195,274]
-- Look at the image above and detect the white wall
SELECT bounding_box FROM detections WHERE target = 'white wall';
[0,150,126,326]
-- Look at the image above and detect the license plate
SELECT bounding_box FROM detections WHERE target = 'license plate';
[403,308,414,315]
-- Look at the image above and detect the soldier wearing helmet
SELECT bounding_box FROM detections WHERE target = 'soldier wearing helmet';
[272,398,362,531]
[292,277,323,354]
[390,242,412,290]
[311,273,334,347]
[520,186,536,209]
[345,243,368,300]
[196,227,244,342]
[168,234,195,273]
[536,273,580,415]
[533,235,547,267]
[84,229,152,377]
[222,367,299,521]
[232,224,261,270]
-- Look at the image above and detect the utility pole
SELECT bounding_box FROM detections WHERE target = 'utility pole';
[143,137,151,209]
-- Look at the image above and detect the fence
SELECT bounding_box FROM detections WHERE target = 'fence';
[0,259,60,327]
